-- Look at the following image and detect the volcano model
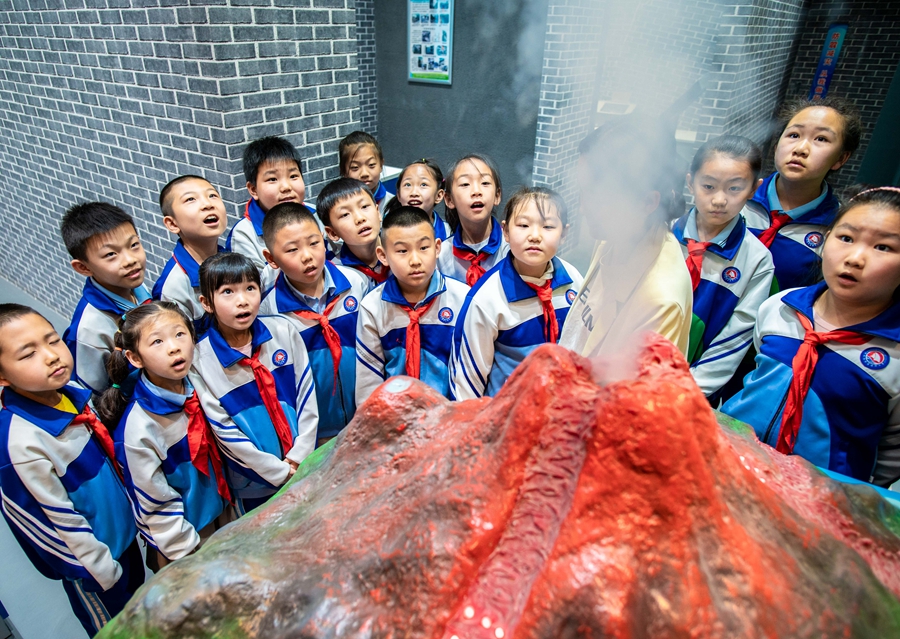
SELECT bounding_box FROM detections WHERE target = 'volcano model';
[99,335,900,638]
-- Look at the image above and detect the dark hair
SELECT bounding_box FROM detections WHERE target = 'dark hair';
[0,304,51,357]
[689,135,763,181]
[159,174,214,218]
[776,95,862,158]
[315,177,375,227]
[398,158,444,191]
[96,302,195,428]
[443,153,503,233]
[383,195,402,216]
[198,252,261,308]
[502,186,568,228]
[60,202,136,262]
[578,114,684,223]
[381,206,434,236]
[243,136,303,186]
[827,186,900,234]
[338,131,384,175]
[262,202,321,250]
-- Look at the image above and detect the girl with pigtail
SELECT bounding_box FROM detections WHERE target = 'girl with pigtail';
[97,301,231,570]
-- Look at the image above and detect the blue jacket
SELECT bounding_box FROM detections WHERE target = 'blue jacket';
[152,241,225,334]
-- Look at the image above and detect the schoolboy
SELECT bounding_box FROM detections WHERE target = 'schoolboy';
[317,177,391,291]
[61,201,151,394]
[227,136,308,291]
[0,304,144,636]
[259,203,369,441]
[152,174,228,332]
[356,207,469,403]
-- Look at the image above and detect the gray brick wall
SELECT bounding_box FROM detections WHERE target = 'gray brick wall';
[356,0,376,135]
[0,0,359,318]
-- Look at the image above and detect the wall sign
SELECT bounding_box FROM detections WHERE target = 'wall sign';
[809,23,848,101]
[408,0,453,85]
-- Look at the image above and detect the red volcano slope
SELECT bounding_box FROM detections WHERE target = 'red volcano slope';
[100,335,900,639]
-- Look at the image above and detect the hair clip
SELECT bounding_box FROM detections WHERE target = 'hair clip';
[114,346,123,352]
[852,186,900,201]
[111,383,121,389]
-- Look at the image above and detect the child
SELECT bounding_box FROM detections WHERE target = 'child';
[671,135,775,401]
[743,96,861,292]
[259,203,369,441]
[339,130,393,213]
[356,206,469,403]
[450,187,583,400]
[723,187,900,488]
[317,177,390,290]
[559,115,693,358]
[61,201,151,395]
[96,302,230,570]
[153,174,228,333]
[437,153,509,286]
[389,159,450,240]
[190,253,319,515]
[0,304,144,636]
[227,136,307,291]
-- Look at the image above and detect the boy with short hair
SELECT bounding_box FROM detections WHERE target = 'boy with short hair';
[227,136,308,291]
[0,304,144,636]
[316,177,390,291]
[259,203,369,441]
[153,174,228,332]
[61,201,150,394]
[356,206,469,403]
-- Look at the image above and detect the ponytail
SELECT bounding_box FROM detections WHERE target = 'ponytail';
[96,330,131,429]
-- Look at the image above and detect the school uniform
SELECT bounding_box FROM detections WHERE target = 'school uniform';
[722,283,900,487]
[672,210,775,398]
[259,262,368,438]
[450,255,583,400]
[63,278,151,395]
[0,385,143,635]
[332,244,390,293]
[437,218,509,287]
[189,315,318,513]
[742,173,840,292]
[432,213,451,242]
[356,271,469,403]
[152,240,224,333]
[373,181,394,216]
[114,375,227,561]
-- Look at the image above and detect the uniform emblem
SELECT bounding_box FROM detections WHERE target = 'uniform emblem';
[272,349,288,366]
[804,232,824,249]
[343,296,358,312]
[722,267,741,284]
[860,347,889,371]
[438,307,454,324]
[565,289,577,305]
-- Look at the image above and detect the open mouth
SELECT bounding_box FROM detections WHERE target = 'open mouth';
[303,264,319,275]
[408,199,422,207]
[235,311,253,321]
[171,357,186,369]
[124,268,143,280]
[470,201,485,212]
[203,214,220,226]
[358,226,373,237]
[838,272,858,284]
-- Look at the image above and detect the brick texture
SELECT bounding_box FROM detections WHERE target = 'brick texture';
[356,0,376,136]
[0,0,359,318]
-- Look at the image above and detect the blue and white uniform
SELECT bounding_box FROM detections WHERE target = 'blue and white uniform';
[189,316,318,505]
[450,255,583,400]
[0,385,137,590]
[722,283,900,487]
[742,173,840,292]
[114,375,226,560]
[332,244,390,293]
[152,240,224,333]
[432,213,451,242]
[437,218,509,285]
[259,263,368,438]
[373,181,394,216]
[672,210,775,398]
[63,278,151,394]
[356,271,469,403]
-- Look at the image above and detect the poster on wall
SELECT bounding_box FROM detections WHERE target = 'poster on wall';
[408,0,453,84]
[808,23,847,101]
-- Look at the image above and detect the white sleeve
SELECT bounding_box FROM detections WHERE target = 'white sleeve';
[190,371,291,487]
[690,263,774,396]
[450,298,497,401]
[230,224,278,291]
[285,326,319,465]
[355,301,387,406]
[872,397,900,488]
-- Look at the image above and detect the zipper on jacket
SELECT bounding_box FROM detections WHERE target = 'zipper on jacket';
[762,386,790,444]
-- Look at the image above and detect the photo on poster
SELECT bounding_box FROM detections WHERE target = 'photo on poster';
[430,13,438,24]
[413,44,422,54]
[412,13,420,24]
[422,30,431,43]
[409,0,453,84]
[425,44,435,55]
[437,45,447,55]
[440,0,449,8]
[442,30,448,42]
[429,0,438,8]
[440,13,449,24]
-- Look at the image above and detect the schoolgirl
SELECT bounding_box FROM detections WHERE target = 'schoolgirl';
[338,130,394,214]
[387,158,450,240]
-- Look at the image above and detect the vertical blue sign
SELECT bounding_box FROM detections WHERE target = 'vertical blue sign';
[809,23,848,101]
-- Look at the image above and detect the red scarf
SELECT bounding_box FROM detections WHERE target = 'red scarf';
[238,349,295,456]
[399,297,438,378]
[757,210,793,248]
[183,391,232,503]
[72,405,123,481]
[351,263,389,285]
[776,311,870,454]
[453,247,488,286]
[526,280,560,344]
[685,239,713,291]
[293,296,343,393]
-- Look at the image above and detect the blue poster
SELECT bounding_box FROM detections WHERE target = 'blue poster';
[809,23,848,101]
[408,0,454,84]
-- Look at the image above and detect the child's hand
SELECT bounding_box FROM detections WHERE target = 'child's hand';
[286,458,299,477]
